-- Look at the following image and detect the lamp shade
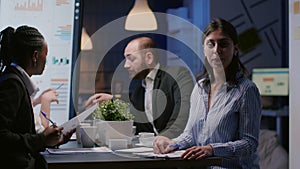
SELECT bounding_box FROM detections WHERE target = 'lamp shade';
[81,27,93,50]
[125,0,157,31]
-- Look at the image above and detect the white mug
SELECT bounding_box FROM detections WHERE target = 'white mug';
[80,126,96,148]
[138,132,154,147]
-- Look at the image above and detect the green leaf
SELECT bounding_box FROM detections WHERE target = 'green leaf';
[92,99,134,121]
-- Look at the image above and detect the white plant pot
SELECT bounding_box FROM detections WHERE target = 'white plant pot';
[94,120,134,146]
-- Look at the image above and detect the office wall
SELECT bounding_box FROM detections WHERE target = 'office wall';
[210,0,287,71]
[289,0,300,168]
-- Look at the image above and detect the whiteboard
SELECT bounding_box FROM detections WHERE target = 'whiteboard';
[0,0,81,125]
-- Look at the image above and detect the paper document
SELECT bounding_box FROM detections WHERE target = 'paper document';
[60,103,98,133]
[115,147,153,153]
[134,150,185,158]
[47,146,112,154]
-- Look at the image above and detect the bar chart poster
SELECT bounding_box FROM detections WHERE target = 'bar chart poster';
[0,0,78,125]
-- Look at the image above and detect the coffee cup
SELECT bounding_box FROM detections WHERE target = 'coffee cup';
[138,132,154,147]
[80,125,96,148]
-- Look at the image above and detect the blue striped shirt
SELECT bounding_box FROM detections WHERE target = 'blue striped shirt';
[174,75,262,169]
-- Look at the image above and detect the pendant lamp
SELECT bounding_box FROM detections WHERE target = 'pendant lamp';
[125,0,157,31]
[81,27,93,50]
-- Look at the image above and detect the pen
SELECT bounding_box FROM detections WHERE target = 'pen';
[55,83,64,90]
[40,111,56,126]
[169,143,181,149]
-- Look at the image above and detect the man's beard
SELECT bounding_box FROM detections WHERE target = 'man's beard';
[132,68,150,80]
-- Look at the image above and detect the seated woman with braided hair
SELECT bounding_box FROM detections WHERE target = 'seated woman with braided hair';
[0,25,75,169]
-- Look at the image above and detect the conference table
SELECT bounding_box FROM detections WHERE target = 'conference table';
[43,140,222,169]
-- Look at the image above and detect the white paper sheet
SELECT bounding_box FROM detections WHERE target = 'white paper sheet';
[133,150,185,158]
[60,103,98,134]
[114,147,153,153]
[47,146,112,154]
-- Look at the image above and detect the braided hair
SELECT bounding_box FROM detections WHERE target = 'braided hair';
[0,25,44,72]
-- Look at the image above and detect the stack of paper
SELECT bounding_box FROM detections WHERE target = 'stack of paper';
[133,150,185,158]
[47,147,112,154]
[114,147,153,153]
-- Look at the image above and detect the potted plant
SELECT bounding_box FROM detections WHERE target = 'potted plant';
[92,99,134,146]
[93,99,134,121]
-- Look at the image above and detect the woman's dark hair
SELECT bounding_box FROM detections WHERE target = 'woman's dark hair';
[197,18,249,86]
[0,25,44,72]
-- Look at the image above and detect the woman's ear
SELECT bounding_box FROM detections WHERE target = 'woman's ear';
[234,50,238,56]
[32,51,38,67]
[234,45,239,55]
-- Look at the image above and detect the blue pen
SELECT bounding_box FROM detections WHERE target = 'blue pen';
[40,111,56,126]
[169,143,181,149]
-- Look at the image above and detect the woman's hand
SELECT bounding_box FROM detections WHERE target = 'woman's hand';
[153,136,176,154]
[40,88,59,104]
[181,145,214,160]
[43,125,63,147]
[84,93,113,108]
[37,88,59,127]
[32,88,59,106]
[43,126,76,147]
[58,128,76,145]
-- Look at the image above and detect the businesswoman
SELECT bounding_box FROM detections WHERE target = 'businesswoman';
[153,18,262,169]
[0,25,74,169]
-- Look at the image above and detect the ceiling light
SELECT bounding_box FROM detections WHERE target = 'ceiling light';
[81,27,93,50]
[125,0,157,31]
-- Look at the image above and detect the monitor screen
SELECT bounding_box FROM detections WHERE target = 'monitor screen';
[0,0,82,125]
[252,68,289,96]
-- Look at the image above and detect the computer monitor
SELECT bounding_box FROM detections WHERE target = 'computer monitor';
[252,68,289,96]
